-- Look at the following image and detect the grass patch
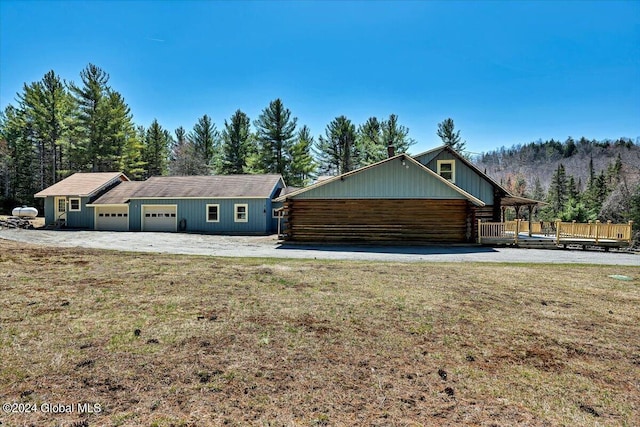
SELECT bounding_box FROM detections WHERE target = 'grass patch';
[0,240,638,426]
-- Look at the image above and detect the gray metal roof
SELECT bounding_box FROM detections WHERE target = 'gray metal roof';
[90,174,284,204]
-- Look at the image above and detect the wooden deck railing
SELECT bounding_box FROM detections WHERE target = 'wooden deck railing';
[556,220,634,243]
[478,219,634,245]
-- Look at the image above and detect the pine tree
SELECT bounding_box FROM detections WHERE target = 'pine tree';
[17,70,72,188]
[567,175,579,201]
[287,125,316,187]
[546,164,568,218]
[68,64,111,171]
[100,91,142,174]
[142,119,171,178]
[316,116,358,175]
[254,99,297,177]
[437,118,466,153]
[606,154,623,188]
[563,137,577,157]
[220,110,253,175]
[0,105,38,205]
[357,117,383,165]
[190,114,219,174]
[382,114,415,156]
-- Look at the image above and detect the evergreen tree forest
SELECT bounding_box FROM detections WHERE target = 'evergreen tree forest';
[476,137,640,228]
[0,65,417,211]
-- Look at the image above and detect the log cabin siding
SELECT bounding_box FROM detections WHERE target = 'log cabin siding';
[284,199,472,243]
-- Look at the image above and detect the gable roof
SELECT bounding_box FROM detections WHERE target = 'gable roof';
[274,154,484,206]
[413,145,507,194]
[89,174,284,204]
[34,172,128,198]
[412,145,545,206]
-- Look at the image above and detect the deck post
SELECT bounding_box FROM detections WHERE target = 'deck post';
[555,220,561,245]
[572,220,576,236]
[595,220,600,244]
[478,219,482,244]
[606,220,612,239]
[514,219,519,244]
[628,221,634,243]
[277,211,282,237]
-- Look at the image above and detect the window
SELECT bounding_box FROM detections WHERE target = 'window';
[437,160,455,183]
[272,208,280,219]
[234,204,248,222]
[69,198,81,211]
[57,198,66,213]
[206,204,219,222]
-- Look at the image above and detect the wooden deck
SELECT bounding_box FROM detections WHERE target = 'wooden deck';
[478,220,634,250]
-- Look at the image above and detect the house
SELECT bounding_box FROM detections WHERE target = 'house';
[275,146,541,243]
[412,145,540,222]
[34,172,129,229]
[275,153,485,243]
[37,173,285,234]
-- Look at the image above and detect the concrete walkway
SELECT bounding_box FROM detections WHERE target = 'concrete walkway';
[1,228,639,265]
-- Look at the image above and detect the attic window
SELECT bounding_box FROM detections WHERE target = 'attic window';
[437,160,455,183]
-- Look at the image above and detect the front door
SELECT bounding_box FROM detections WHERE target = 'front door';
[54,197,67,222]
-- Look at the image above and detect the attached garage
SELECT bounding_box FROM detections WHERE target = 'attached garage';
[141,205,177,232]
[95,206,129,231]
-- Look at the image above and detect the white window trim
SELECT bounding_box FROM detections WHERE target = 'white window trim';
[272,208,280,219]
[234,204,248,223]
[437,160,456,183]
[69,198,81,211]
[206,204,220,223]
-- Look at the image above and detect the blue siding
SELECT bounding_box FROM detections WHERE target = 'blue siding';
[268,180,285,232]
[416,151,495,204]
[43,197,54,225]
[413,150,440,166]
[65,196,94,228]
[42,196,94,228]
[128,198,271,234]
[291,158,467,200]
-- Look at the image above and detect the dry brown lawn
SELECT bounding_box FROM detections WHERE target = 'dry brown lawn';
[0,240,638,427]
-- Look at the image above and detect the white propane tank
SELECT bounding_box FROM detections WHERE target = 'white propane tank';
[12,206,38,219]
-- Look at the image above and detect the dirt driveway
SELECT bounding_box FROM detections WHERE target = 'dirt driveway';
[1,228,639,265]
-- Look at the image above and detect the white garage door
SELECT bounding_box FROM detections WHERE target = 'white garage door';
[142,205,177,232]
[95,206,129,231]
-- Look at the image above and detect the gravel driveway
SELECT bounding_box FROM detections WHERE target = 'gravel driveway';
[1,228,639,265]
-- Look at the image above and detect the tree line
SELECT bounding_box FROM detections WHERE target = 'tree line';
[478,137,640,228]
[0,64,430,211]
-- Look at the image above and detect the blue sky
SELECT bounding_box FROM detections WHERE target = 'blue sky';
[1,0,638,155]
